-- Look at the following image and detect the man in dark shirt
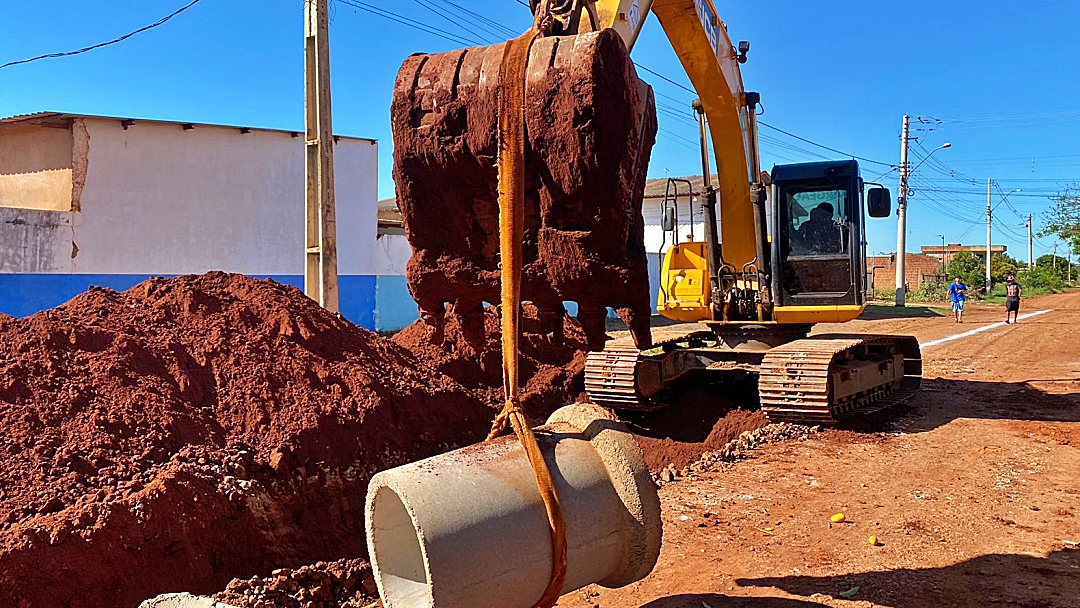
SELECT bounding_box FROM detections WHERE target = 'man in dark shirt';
[1004,273,1023,323]
[798,203,841,253]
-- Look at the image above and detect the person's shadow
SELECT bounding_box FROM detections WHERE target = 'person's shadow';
[639,595,827,607]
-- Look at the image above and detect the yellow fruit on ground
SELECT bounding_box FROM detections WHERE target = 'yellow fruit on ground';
[831,513,846,523]
[869,536,878,546]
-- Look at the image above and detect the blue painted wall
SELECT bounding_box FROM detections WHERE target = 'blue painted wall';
[0,274,378,330]
[374,275,419,332]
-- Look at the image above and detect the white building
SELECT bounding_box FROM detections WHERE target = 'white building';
[0,111,409,329]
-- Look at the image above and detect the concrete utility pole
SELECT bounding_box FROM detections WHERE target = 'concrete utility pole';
[938,234,946,272]
[1027,214,1034,269]
[1053,242,1058,270]
[986,178,992,295]
[304,0,339,312]
[895,115,911,306]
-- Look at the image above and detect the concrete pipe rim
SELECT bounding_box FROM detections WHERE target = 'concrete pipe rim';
[365,480,434,608]
[544,403,662,588]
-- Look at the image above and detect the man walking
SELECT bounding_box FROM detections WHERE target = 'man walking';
[1005,273,1023,323]
[948,276,967,323]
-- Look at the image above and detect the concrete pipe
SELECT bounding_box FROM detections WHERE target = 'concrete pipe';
[365,403,662,608]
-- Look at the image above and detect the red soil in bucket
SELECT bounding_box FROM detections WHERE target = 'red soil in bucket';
[392,302,591,425]
[0,272,493,608]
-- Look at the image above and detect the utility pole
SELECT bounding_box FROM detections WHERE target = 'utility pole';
[895,115,911,306]
[304,0,339,312]
[985,178,992,295]
[1053,242,1058,270]
[938,234,946,273]
[1027,214,1033,269]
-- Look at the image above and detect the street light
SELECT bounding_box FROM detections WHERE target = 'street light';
[937,234,947,272]
[909,142,952,174]
[895,140,952,306]
[986,185,1022,294]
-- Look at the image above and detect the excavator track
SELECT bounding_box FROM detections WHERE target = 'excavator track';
[586,330,922,423]
[758,334,922,424]
[584,328,715,410]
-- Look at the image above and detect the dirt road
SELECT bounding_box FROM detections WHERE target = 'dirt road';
[569,290,1080,608]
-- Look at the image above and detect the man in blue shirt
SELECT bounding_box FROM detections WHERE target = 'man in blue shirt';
[948,276,967,323]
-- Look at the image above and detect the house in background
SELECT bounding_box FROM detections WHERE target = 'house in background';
[921,243,1007,266]
[0,111,409,330]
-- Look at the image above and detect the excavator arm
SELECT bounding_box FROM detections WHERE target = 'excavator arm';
[543,0,768,320]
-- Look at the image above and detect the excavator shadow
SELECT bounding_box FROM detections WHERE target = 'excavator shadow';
[734,548,1080,608]
[638,594,828,607]
[840,377,1080,435]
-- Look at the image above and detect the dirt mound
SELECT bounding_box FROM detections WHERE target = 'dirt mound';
[0,272,492,608]
[634,409,769,473]
[392,303,589,425]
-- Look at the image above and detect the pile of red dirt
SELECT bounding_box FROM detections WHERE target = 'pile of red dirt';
[620,381,769,473]
[0,272,493,608]
[392,303,591,425]
[634,409,770,473]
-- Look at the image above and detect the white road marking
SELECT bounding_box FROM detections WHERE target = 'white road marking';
[921,309,1053,350]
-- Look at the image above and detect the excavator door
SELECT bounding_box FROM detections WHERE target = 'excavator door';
[770,160,871,320]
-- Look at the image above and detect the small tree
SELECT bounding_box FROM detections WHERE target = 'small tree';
[944,250,984,295]
[990,253,1022,284]
[1035,253,1070,281]
[1039,184,1080,256]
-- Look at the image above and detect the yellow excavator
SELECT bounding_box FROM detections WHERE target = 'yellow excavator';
[397,0,921,426]
[524,0,923,424]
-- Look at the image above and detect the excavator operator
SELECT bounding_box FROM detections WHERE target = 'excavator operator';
[798,202,842,254]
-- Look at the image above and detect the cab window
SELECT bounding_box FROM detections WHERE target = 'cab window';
[786,188,848,256]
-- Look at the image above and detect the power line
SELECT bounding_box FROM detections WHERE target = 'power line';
[634,63,698,95]
[757,121,893,167]
[337,0,481,48]
[409,0,490,46]
[0,0,205,70]
[434,0,518,39]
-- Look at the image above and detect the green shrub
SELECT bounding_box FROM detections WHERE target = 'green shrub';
[909,280,949,302]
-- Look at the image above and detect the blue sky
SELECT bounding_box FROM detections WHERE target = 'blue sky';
[2,0,1079,259]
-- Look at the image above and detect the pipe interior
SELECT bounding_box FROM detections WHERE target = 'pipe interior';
[370,485,431,608]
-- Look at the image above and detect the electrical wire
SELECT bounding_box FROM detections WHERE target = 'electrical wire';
[337,0,482,48]
[757,121,893,167]
[409,0,491,46]
[0,0,205,70]
[435,0,519,39]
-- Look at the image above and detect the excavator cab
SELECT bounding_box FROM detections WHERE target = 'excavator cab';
[771,160,875,310]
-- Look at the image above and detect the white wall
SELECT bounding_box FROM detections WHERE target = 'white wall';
[0,117,380,324]
[63,118,377,275]
[372,232,411,275]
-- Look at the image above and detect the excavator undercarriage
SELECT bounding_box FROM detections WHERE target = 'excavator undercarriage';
[585,327,921,425]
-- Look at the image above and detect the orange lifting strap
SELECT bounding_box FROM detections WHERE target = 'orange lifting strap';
[483,15,568,608]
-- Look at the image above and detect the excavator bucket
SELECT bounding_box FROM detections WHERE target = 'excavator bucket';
[391,29,657,350]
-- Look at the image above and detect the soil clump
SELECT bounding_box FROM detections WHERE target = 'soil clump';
[214,558,377,608]
[392,303,590,425]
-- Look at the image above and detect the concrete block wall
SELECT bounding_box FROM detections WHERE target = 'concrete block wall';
[866,253,943,292]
